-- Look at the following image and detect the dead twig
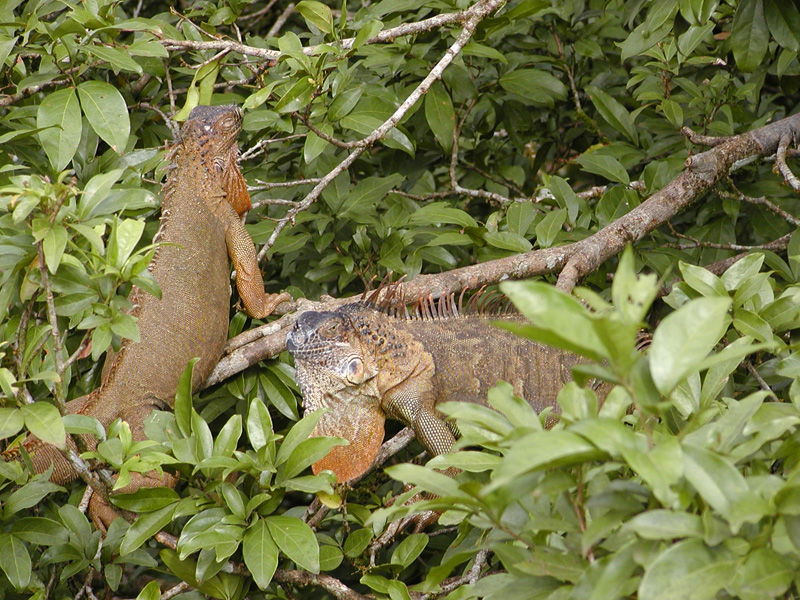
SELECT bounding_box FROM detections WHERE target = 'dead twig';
[681,126,732,147]
[775,132,800,192]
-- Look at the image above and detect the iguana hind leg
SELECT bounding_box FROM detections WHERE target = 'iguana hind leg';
[88,398,178,531]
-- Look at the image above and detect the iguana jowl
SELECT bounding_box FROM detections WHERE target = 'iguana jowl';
[287,296,604,483]
[6,105,289,524]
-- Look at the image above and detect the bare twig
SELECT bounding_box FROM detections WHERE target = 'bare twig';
[448,99,521,205]
[703,233,792,276]
[267,3,297,38]
[744,360,774,396]
[139,102,179,138]
[159,6,471,61]
[241,134,307,160]
[273,570,371,600]
[162,581,191,600]
[719,186,800,227]
[681,126,731,147]
[250,177,322,191]
[775,132,800,192]
[296,112,361,149]
[0,77,70,107]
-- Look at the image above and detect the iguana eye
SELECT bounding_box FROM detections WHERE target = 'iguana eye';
[344,357,365,384]
[322,322,340,336]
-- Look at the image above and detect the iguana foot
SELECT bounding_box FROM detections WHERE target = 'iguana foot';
[261,291,292,317]
[244,291,292,319]
[88,471,178,533]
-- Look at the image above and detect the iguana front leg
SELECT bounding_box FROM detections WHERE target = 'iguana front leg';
[384,383,457,460]
[218,200,290,318]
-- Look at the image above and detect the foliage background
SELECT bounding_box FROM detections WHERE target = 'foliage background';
[1,0,800,598]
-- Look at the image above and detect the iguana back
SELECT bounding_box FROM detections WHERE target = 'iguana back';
[287,296,605,483]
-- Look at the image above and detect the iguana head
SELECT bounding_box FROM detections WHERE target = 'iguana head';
[287,305,388,482]
[169,104,252,214]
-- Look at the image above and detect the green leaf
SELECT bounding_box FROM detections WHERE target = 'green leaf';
[626,510,703,539]
[407,203,477,228]
[37,87,82,171]
[120,503,178,555]
[275,409,325,466]
[682,444,748,520]
[391,533,428,568]
[649,296,731,395]
[42,224,68,273]
[20,402,65,450]
[765,0,800,52]
[343,528,372,558]
[499,280,607,361]
[428,450,502,472]
[731,0,768,72]
[173,358,199,438]
[135,580,161,600]
[574,153,630,185]
[77,81,130,154]
[108,218,145,270]
[112,487,180,512]
[328,86,363,121]
[296,1,333,33]
[638,539,735,600]
[499,69,567,106]
[243,519,279,590]
[660,98,684,129]
[483,231,533,253]
[5,481,64,517]
[424,81,455,152]
[732,547,794,600]
[11,517,69,545]
[274,78,314,114]
[487,430,606,492]
[87,44,144,74]
[0,534,31,590]
[586,85,638,144]
[339,174,403,218]
[212,414,242,458]
[534,208,566,248]
[678,261,728,297]
[78,168,125,219]
[265,515,319,573]
[0,408,24,440]
[733,308,772,343]
[246,397,273,451]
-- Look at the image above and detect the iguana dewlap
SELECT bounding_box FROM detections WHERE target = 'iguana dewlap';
[6,105,289,524]
[286,297,604,483]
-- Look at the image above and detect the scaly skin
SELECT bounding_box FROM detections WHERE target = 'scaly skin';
[286,299,606,484]
[5,105,289,527]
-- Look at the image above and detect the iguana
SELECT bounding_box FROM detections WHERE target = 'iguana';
[5,104,290,527]
[286,292,607,483]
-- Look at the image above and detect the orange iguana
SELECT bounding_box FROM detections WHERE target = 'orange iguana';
[5,105,289,526]
[286,293,606,483]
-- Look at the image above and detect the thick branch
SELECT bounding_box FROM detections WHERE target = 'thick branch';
[205,113,800,382]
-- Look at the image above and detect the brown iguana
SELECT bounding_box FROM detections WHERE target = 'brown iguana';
[5,104,290,526]
[286,292,606,483]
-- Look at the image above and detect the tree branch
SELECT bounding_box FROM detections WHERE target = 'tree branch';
[158,6,471,61]
[203,113,800,385]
